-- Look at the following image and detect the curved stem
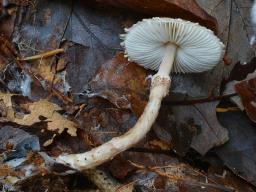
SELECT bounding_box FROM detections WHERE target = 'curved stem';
[56,45,176,170]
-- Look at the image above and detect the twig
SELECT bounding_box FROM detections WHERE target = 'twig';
[128,147,174,156]
[17,48,64,61]
[0,35,72,104]
[216,107,240,112]
[74,103,86,118]
[163,93,237,105]
[16,59,72,103]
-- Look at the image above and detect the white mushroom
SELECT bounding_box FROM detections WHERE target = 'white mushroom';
[56,17,225,170]
[122,18,224,73]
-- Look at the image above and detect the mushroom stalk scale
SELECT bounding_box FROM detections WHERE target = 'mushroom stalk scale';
[56,17,225,170]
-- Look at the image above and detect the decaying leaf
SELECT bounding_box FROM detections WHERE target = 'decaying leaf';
[216,111,256,186]
[77,100,137,146]
[223,80,244,111]
[0,164,19,178]
[92,0,217,33]
[152,106,195,156]
[14,99,77,136]
[89,53,148,116]
[170,102,229,155]
[235,72,256,122]
[0,94,77,146]
[13,1,71,54]
[197,0,255,68]
[110,152,254,191]
[223,59,256,122]
[190,102,229,154]
[0,126,40,160]
[1,0,256,190]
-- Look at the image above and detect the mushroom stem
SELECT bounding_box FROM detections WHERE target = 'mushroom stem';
[56,63,173,170]
[158,43,177,76]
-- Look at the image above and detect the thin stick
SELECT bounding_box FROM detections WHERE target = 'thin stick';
[17,48,64,61]
[0,35,72,104]
[163,93,237,106]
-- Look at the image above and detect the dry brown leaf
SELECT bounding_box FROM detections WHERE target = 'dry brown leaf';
[14,99,77,136]
[92,0,217,32]
[235,74,256,123]
[224,65,256,122]
[89,53,148,117]
[0,164,22,178]
[0,94,77,141]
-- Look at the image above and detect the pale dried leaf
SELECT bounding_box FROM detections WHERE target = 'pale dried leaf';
[0,95,77,140]
[14,99,77,136]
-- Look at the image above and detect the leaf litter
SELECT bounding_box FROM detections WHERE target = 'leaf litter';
[0,0,256,191]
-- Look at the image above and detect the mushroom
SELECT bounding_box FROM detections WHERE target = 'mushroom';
[56,17,225,170]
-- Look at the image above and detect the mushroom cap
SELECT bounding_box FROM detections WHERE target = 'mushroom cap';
[121,17,225,73]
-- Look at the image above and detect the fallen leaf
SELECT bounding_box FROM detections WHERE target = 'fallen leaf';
[17,174,69,192]
[0,126,40,159]
[77,99,137,146]
[223,81,244,111]
[109,156,135,180]
[0,34,18,59]
[226,58,256,82]
[0,164,22,178]
[171,102,229,155]
[110,152,253,192]
[0,94,77,146]
[14,99,77,136]
[216,111,256,186]
[152,106,195,156]
[197,0,255,69]
[13,1,71,54]
[92,0,217,33]
[235,73,256,122]
[89,53,148,116]
[64,2,140,103]
[223,59,256,122]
